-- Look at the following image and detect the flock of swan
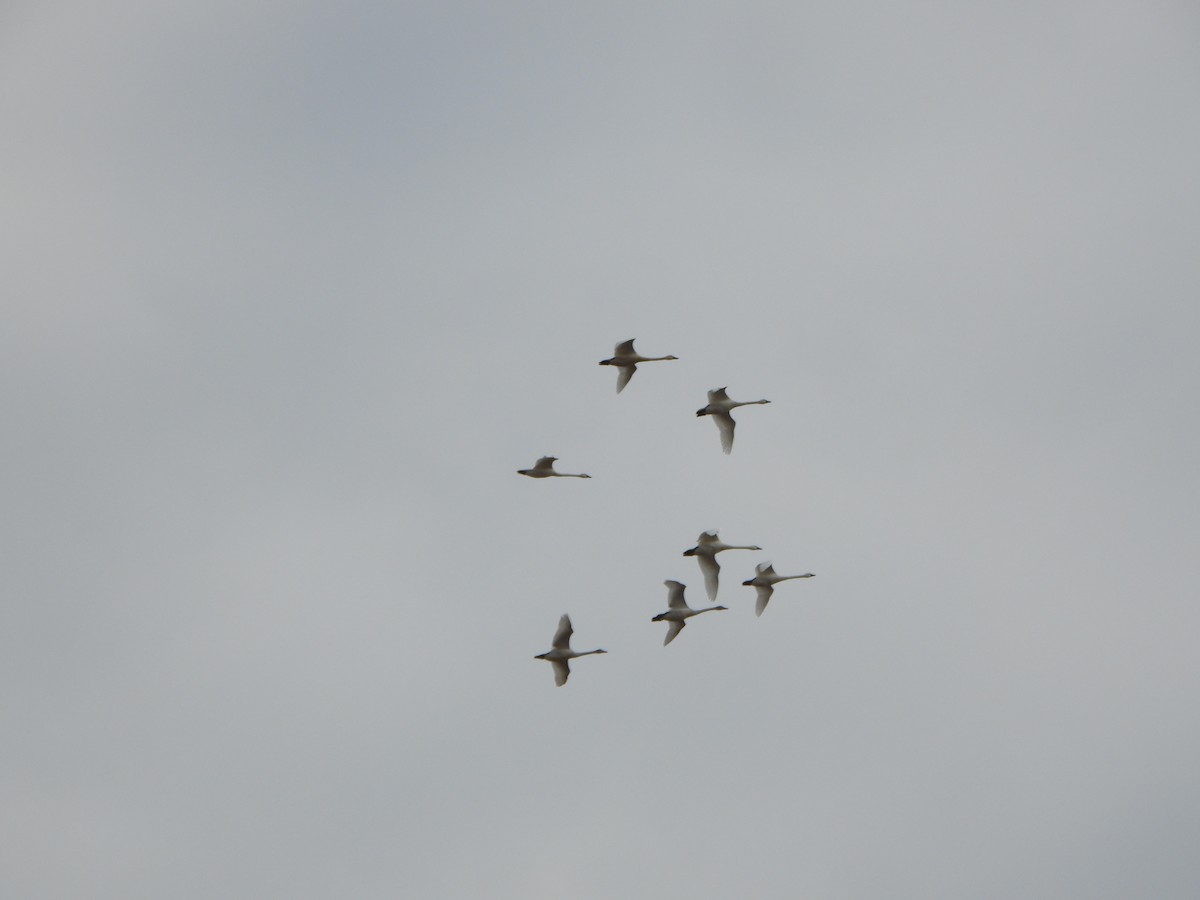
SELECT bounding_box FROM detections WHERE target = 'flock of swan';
[525,339,814,686]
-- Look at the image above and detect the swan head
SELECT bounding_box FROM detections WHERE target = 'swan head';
[714,605,728,611]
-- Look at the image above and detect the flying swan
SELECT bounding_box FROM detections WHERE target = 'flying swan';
[695,387,770,454]
[517,456,591,479]
[651,580,727,646]
[683,530,762,601]
[742,562,815,616]
[534,614,607,686]
[598,338,678,393]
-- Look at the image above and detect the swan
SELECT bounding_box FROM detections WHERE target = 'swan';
[517,456,591,479]
[683,530,762,601]
[742,562,815,617]
[695,387,770,454]
[534,614,607,686]
[598,338,678,393]
[651,580,727,645]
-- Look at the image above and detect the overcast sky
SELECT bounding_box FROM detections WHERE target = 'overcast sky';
[3,2,1200,898]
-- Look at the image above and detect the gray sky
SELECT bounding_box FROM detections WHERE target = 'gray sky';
[3,2,1200,898]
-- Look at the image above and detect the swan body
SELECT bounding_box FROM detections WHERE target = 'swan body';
[517,456,591,479]
[534,614,607,686]
[651,580,727,645]
[695,387,770,453]
[742,562,815,616]
[683,530,762,601]
[598,338,678,393]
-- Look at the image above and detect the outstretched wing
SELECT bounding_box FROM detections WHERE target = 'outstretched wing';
[713,411,735,454]
[698,553,720,601]
[707,387,730,403]
[533,456,558,472]
[614,338,636,356]
[551,614,573,649]
[756,561,776,576]
[664,580,688,609]
[615,364,637,393]
[664,619,686,646]
[551,658,570,686]
[696,530,719,545]
[754,584,774,617]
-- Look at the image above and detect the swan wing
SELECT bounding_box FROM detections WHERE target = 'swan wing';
[754,584,774,617]
[614,338,636,356]
[696,530,719,545]
[707,387,730,403]
[698,553,720,601]
[756,561,775,576]
[533,456,558,473]
[713,411,735,454]
[551,614,573,649]
[551,658,570,686]
[664,619,686,646]
[664,580,688,609]
[615,364,636,393]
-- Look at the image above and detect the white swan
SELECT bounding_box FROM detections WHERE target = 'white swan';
[742,562,815,617]
[683,530,762,601]
[599,338,678,393]
[695,387,770,454]
[534,614,607,686]
[517,456,591,479]
[651,580,727,645]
